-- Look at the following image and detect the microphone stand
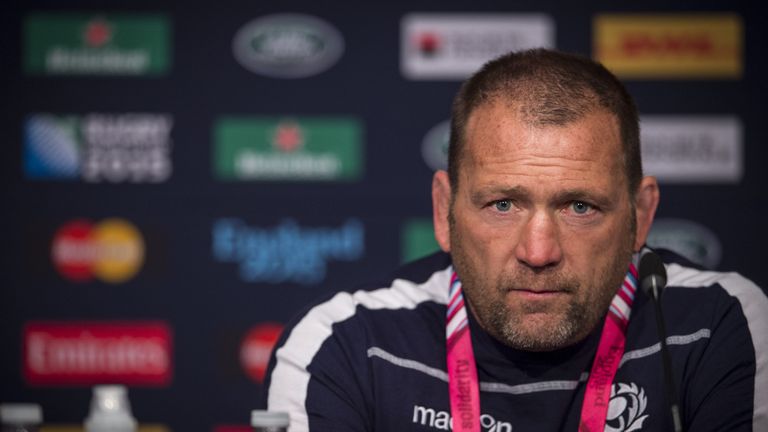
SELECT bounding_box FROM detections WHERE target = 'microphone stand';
[648,274,683,432]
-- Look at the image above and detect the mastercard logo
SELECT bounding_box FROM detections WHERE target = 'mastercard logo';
[239,322,284,383]
[51,218,145,283]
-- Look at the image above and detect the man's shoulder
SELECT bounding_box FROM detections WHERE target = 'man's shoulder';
[655,248,767,341]
[265,252,453,394]
[283,251,453,337]
[658,248,765,302]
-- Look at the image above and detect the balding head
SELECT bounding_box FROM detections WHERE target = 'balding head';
[449,48,642,195]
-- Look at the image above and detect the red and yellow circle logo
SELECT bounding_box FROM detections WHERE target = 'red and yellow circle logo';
[51,218,145,283]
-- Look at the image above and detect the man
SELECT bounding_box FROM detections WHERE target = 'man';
[264,49,767,431]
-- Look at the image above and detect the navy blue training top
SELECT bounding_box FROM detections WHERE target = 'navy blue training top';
[265,250,768,431]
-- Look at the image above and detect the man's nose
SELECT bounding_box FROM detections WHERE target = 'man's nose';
[514,211,563,270]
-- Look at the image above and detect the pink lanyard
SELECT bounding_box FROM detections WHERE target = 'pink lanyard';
[447,262,639,432]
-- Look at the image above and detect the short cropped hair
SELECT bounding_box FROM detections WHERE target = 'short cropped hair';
[448,48,642,195]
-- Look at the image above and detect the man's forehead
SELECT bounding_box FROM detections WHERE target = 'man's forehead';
[459,104,627,192]
[465,105,622,156]
[466,99,619,132]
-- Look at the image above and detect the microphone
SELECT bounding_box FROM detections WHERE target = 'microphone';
[639,249,683,432]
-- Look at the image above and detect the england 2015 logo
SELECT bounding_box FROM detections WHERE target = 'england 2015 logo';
[606,382,650,432]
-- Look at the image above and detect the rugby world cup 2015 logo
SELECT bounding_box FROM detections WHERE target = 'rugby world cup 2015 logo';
[24,113,174,182]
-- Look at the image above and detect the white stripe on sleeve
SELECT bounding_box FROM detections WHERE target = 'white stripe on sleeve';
[267,266,452,432]
[667,263,768,431]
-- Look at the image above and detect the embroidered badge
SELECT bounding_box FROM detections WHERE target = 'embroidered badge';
[605,382,649,432]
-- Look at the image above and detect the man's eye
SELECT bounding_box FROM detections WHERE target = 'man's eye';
[571,201,592,215]
[494,200,512,212]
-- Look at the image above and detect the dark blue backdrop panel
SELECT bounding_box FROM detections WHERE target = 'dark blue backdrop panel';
[1,1,765,431]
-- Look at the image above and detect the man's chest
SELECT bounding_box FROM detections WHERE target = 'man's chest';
[365,349,669,432]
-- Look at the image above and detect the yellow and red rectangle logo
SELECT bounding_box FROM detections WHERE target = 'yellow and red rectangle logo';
[593,13,742,79]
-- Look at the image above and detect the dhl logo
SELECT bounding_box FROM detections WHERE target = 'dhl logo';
[620,33,714,56]
[594,14,742,79]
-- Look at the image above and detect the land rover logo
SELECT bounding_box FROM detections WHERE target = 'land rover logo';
[421,120,450,171]
[646,218,722,269]
[233,14,344,78]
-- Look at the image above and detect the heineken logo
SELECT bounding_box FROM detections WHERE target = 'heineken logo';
[214,116,362,181]
[401,219,440,263]
[24,13,170,75]
[233,14,344,78]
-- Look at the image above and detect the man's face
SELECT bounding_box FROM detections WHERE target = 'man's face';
[445,102,636,351]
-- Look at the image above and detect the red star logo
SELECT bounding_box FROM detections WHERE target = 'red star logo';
[273,121,304,152]
[84,18,113,48]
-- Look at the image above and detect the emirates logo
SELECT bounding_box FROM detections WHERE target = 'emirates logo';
[23,322,173,386]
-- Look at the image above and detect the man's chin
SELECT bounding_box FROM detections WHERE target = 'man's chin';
[499,313,577,351]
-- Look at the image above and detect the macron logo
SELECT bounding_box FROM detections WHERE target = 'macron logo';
[412,405,512,432]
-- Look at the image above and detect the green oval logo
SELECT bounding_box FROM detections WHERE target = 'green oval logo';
[421,120,450,171]
[646,218,722,269]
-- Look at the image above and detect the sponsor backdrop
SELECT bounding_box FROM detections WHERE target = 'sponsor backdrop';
[1,0,765,430]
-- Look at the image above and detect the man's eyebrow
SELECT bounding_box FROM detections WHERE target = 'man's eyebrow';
[553,189,614,208]
[470,185,531,205]
[469,186,615,208]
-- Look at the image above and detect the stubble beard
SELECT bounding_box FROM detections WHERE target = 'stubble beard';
[449,211,636,352]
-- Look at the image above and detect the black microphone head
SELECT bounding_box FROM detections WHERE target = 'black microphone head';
[639,249,667,296]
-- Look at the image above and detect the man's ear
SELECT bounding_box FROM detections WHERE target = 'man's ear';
[633,176,660,251]
[432,170,452,252]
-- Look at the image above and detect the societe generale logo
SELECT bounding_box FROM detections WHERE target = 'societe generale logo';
[23,321,173,386]
[51,218,145,283]
[240,322,284,383]
[401,13,554,80]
